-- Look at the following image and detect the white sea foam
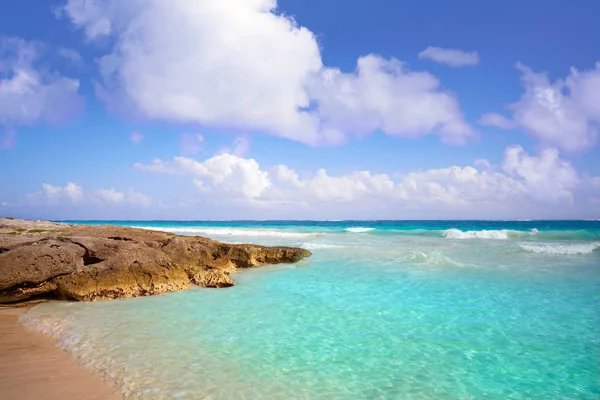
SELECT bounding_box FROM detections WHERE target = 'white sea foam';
[345,227,375,233]
[519,242,600,255]
[131,226,320,238]
[442,228,538,240]
[301,242,345,250]
[395,250,464,267]
[443,228,510,239]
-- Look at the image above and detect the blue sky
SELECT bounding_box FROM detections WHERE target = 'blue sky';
[1,0,599,220]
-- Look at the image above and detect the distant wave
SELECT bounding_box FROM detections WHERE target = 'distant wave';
[519,242,600,255]
[441,228,599,241]
[345,227,376,233]
[129,224,598,242]
[131,226,320,238]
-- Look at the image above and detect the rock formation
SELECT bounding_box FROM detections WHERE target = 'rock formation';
[0,218,311,303]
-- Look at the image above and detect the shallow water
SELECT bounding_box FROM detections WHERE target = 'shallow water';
[22,221,600,399]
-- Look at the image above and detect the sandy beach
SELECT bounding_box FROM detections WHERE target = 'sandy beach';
[0,304,120,400]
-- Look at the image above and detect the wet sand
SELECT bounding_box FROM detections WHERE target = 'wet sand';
[0,305,120,400]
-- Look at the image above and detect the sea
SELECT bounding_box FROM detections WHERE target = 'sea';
[20,220,600,399]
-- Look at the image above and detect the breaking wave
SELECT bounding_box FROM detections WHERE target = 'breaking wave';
[126,224,599,242]
[519,242,600,255]
[444,228,509,240]
[442,228,541,240]
[344,227,376,233]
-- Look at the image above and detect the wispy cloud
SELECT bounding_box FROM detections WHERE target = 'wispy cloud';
[180,133,204,156]
[130,131,144,145]
[418,46,479,67]
[58,47,83,67]
[27,182,151,207]
[218,136,250,157]
[478,113,516,129]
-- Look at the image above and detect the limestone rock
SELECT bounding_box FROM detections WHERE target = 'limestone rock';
[0,219,311,303]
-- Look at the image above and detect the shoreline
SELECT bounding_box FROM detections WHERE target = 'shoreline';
[0,303,121,400]
[0,218,311,399]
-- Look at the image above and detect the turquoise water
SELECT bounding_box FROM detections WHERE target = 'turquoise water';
[22,221,600,399]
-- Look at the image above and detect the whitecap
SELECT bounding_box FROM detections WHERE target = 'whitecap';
[519,242,600,255]
[442,228,510,240]
[344,227,375,233]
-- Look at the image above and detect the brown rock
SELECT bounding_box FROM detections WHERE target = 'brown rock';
[0,219,311,303]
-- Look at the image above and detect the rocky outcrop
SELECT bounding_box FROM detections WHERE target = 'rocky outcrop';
[0,219,311,303]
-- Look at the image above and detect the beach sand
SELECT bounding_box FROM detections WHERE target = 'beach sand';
[0,304,120,400]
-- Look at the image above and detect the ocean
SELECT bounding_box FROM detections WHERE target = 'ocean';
[21,220,600,399]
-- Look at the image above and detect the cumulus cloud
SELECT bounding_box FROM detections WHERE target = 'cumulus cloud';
[136,154,270,199]
[501,145,578,203]
[60,0,473,146]
[41,182,84,203]
[309,56,474,144]
[418,46,479,67]
[0,37,84,148]
[30,182,151,207]
[480,62,600,152]
[135,145,587,215]
[130,131,144,145]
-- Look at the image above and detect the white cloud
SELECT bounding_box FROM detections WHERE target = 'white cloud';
[41,182,84,203]
[418,46,479,67]
[92,188,125,203]
[137,154,270,199]
[395,166,526,206]
[130,131,144,145]
[136,146,586,215]
[58,0,112,40]
[92,188,152,207]
[309,56,475,145]
[31,183,151,207]
[271,165,304,187]
[60,0,473,146]
[180,133,204,156]
[232,137,250,157]
[501,145,579,203]
[480,62,600,152]
[0,37,84,147]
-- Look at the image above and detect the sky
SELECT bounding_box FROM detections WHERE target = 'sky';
[1,0,600,220]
